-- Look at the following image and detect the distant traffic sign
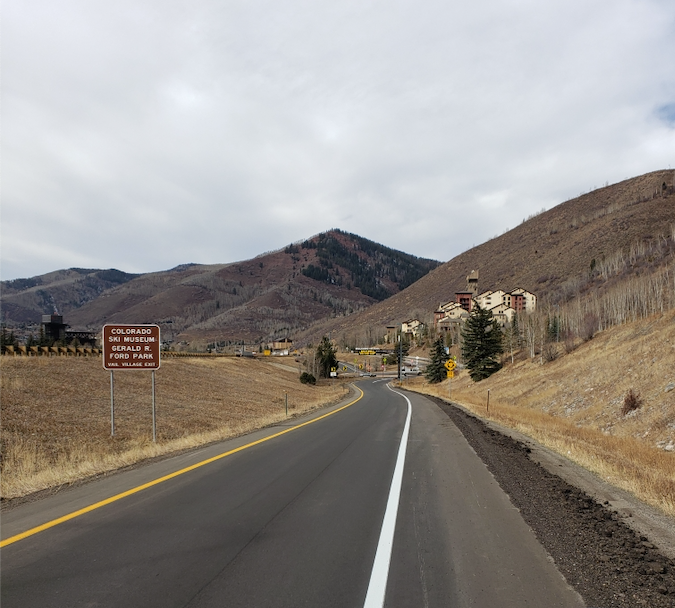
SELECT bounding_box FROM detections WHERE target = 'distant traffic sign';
[444,359,456,371]
[103,324,161,370]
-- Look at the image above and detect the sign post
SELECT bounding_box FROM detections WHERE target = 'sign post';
[110,371,115,437]
[444,358,457,400]
[152,370,157,442]
[103,324,161,441]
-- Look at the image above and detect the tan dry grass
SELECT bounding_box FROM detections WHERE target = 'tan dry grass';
[405,310,675,517]
[0,356,348,499]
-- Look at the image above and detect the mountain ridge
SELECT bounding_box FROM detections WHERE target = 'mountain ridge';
[0,230,440,346]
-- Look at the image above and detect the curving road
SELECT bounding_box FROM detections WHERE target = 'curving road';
[1,380,583,607]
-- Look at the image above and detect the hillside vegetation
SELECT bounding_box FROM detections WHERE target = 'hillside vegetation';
[297,230,438,300]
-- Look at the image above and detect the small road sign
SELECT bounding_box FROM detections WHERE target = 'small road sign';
[446,370,455,379]
[444,359,456,371]
[103,324,161,370]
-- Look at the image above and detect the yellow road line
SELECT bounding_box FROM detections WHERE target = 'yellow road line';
[1,386,364,548]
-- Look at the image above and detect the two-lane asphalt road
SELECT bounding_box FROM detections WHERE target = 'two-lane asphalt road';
[1,381,584,607]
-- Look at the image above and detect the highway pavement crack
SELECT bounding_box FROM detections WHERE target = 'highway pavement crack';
[428,396,675,607]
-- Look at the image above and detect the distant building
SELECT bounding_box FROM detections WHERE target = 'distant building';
[401,319,425,338]
[507,288,537,313]
[42,315,67,342]
[266,338,293,356]
[486,303,517,327]
[455,292,474,312]
[434,301,470,322]
[41,315,98,345]
[466,269,479,295]
[434,270,536,331]
[475,290,506,310]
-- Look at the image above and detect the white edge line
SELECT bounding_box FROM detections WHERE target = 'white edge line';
[363,384,412,608]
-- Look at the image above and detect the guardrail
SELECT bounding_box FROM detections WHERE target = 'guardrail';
[2,346,101,357]
[1,347,240,358]
[160,351,235,358]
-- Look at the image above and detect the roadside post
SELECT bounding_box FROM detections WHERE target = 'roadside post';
[102,324,161,441]
[444,358,456,400]
[110,371,115,436]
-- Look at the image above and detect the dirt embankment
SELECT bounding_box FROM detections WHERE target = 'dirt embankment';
[433,397,675,607]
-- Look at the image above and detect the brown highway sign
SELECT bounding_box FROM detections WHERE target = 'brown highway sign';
[102,324,161,370]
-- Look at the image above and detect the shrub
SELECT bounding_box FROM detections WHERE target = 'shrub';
[300,372,316,385]
[564,335,577,354]
[543,342,559,362]
[621,389,642,416]
[582,312,599,341]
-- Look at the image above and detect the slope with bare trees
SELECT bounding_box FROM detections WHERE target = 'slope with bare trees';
[299,169,675,347]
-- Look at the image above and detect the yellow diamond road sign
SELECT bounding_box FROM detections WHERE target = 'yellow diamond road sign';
[444,360,456,371]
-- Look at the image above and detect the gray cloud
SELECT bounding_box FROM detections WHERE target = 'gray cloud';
[2,0,674,280]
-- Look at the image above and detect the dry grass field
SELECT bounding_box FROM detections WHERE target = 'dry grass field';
[0,356,348,500]
[406,309,675,517]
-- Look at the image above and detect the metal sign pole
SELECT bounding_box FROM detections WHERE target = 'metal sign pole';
[110,371,115,437]
[102,324,161,442]
[152,370,156,442]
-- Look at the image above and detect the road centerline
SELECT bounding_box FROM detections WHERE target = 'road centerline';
[1,387,364,548]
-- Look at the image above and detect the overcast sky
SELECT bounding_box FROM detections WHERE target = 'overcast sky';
[2,0,674,281]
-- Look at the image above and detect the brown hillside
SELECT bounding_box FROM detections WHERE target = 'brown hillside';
[0,268,139,323]
[2,230,439,349]
[300,169,675,346]
[67,247,377,345]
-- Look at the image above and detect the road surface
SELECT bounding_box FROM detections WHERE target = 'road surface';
[1,380,583,607]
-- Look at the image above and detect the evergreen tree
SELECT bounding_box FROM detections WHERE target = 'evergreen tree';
[316,336,338,378]
[511,313,521,348]
[547,315,561,343]
[400,334,411,358]
[0,325,17,353]
[461,303,504,381]
[425,336,449,383]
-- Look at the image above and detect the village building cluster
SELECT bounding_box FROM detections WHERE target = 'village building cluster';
[386,270,537,345]
[435,270,536,330]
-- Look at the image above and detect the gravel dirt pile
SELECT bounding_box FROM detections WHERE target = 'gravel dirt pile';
[432,396,675,607]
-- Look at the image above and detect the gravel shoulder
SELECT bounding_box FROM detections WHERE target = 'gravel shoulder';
[427,394,675,607]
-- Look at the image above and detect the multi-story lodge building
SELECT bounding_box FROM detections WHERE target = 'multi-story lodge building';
[434,271,536,334]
